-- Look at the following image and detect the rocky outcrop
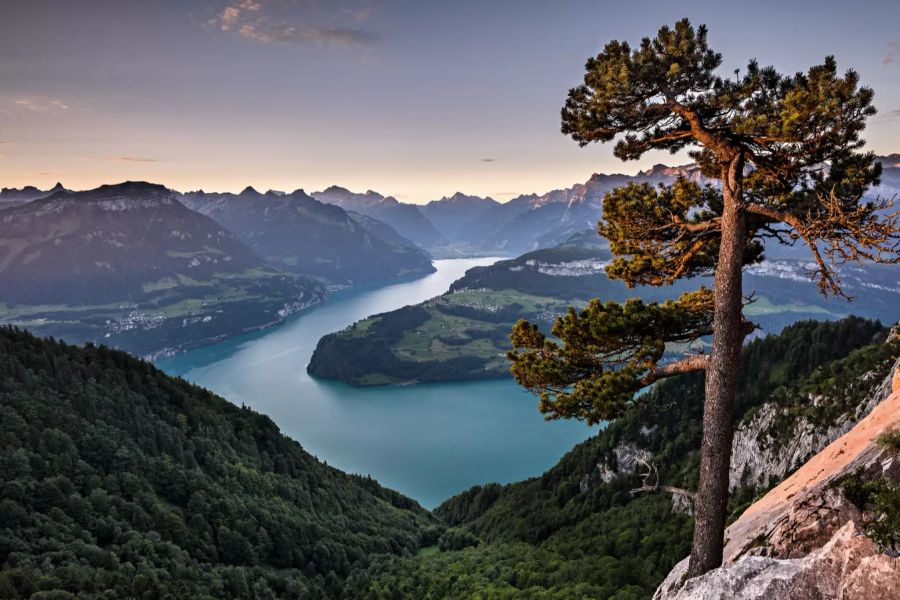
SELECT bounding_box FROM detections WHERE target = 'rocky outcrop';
[579,442,651,492]
[729,357,898,491]
[655,522,900,600]
[654,378,900,600]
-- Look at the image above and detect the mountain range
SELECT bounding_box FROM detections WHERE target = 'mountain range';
[0,182,324,357]
[3,154,896,357]
[308,155,898,258]
[0,182,67,208]
[180,186,434,285]
[312,186,446,250]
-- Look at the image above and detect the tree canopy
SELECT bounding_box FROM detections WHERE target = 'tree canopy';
[511,17,899,577]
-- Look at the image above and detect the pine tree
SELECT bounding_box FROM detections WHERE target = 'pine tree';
[509,18,898,577]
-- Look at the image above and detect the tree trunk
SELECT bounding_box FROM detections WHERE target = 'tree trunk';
[687,155,747,578]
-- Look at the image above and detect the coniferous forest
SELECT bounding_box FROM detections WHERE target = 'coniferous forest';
[2,317,895,598]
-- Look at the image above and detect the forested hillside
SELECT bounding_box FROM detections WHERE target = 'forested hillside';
[2,318,894,599]
[0,327,434,599]
[364,317,896,598]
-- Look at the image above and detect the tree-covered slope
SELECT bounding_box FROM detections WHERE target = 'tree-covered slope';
[363,317,896,599]
[0,327,434,599]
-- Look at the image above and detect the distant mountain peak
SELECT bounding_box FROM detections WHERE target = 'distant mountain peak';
[239,185,262,197]
[636,163,698,178]
[877,154,900,168]
[321,185,350,194]
[2,185,40,194]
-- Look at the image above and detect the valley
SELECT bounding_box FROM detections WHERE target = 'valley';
[155,258,596,508]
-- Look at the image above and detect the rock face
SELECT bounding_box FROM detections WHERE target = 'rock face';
[655,522,900,600]
[579,442,651,492]
[730,358,898,491]
[654,374,900,600]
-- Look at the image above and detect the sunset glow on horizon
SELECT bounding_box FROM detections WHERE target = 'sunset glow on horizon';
[3,0,899,203]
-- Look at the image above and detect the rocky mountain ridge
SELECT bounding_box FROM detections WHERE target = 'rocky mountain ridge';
[0,182,67,208]
[312,185,445,250]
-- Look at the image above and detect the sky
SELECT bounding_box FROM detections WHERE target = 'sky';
[1,0,899,203]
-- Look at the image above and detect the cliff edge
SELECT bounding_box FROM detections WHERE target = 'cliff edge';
[655,357,900,600]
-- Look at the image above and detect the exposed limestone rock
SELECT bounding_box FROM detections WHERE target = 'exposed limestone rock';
[671,492,694,516]
[729,402,847,491]
[579,442,652,492]
[655,378,900,600]
[654,522,900,600]
[729,357,899,491]
[762,487,862,559]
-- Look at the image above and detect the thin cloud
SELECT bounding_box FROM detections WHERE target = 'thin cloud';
[238,22,376,46]
[102,156,158,163]
[481,158,498,162]
[342,6,375,22]
[886,41,899,65]
[12,98,70,114]
[209,2,377,47]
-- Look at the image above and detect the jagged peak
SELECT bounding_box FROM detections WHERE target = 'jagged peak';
[636,162,698,177]
[239,185,262,197]
[319,185,350,194]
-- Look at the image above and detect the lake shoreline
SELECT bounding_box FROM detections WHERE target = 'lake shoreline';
[156,258,595,508]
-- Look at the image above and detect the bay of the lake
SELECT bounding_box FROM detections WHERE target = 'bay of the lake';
[157,258,596,508]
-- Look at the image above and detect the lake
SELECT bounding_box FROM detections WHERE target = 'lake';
[157,258,596,508]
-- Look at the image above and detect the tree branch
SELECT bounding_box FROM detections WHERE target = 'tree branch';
[745,196,900,298]
[641,354,708,385]
[629,460,696,502]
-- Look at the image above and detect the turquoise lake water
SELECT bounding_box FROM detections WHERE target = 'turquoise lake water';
[157,258,596,508]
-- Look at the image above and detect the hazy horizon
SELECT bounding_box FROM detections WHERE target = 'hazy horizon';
[3,0,899,203]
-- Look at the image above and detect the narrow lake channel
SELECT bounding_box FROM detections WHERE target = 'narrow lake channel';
[157,258,596,508]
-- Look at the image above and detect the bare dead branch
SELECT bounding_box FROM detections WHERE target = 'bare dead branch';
[629,459,696,502]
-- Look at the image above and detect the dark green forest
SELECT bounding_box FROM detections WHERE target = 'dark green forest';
[363,317,895,598]
[1,317,895,598]
[0,327,433,599]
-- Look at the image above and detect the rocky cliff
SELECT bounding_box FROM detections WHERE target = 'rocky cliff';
[729,351,898,491]
[654,355,900,600]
